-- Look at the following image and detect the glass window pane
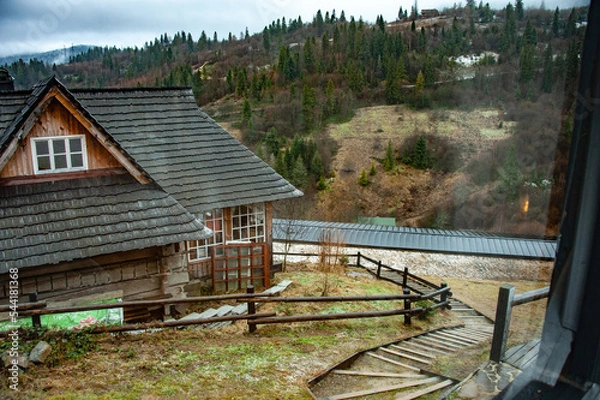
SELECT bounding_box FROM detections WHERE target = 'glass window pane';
[37,155,51,170]
[35,141,49,155]
[52,139,66,154]
[54,154,67,169]
[71,153,84,168]
[69,138,82,152]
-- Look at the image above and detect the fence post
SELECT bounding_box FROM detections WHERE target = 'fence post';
[441,282,448,306]
[29,292,42,329]
[402,267,409,288]
[356,252,361,268]
[247,285,257,333]
[490,284,516,363]
[403,288,412,326]
[377,260,382,278]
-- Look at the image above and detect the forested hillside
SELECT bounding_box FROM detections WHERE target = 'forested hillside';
[4,2,588,237]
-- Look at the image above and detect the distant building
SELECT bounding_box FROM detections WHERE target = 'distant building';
[421,9,440,19]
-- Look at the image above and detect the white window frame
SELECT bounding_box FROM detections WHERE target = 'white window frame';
[187,209,225,262]
[31,135,88,174]
[231,203,266,243]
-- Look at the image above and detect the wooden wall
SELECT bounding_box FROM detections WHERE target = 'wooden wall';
[0,245,192,322]
[1,98,122,179]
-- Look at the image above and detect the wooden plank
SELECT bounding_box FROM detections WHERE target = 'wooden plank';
[433,331,481,344]
[448,329,490,341]
[394,379,455,400]
[323,377,440,400]
[403,340,448,355]
[389,344,437,359]
[427,333,472,346]
[332,370,426,379]
[413,336,462,350]
[366,352,421,372]
[379,347,432,365]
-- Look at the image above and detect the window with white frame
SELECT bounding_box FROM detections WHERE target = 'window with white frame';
[188,209,224,262]
[231,203,265,243]
[32,136,87,174]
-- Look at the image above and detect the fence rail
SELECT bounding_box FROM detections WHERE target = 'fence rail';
[489,284,550,363]
[3,252,451,335]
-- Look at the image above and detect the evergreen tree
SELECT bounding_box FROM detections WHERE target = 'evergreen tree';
[324,79,336,118]
[498,145,522,201]
[301,85,317,132]
[524,20,538,46]
[515,0,524,21]
[501,3,517,51]
[369,161,377,176]
[358,169,370,186]
[541,43,554,93]
[241,98,252,126]
[413,136,431,169]
[415,70,425,94]
[552,7,560,37]
[311,151,325,179]
[291,156,308,188]
[565,8,577,37]
[383,140,396,171]
[303,36,316,74]
[519,45,535,83]
[263,27,271,53]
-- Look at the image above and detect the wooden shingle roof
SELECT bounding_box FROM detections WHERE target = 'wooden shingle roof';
[0,174,210,272]
[73,88,302,214]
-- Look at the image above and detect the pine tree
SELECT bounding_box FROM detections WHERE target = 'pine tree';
[301,85,317,132]
[241,98,252,126]
[524,20,538,46]
[369,161,377,176]
[519,45,535,83]
[516,0,524,21]
[263,27,271,53]
[358,169,370,186]
[311,151,325,179]
[413,136,431,169]
[552,7,560,37]
[303,36,316,74]
[565,8,577,37]
[383,140,396,171]
[291,156,308,188]
[541,43,554,93]
[415,70,425,94]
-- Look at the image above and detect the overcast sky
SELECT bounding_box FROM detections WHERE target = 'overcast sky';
[0,0,589,57]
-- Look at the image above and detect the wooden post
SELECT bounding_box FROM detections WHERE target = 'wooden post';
[440,282,448,305]
[29,293,42,329]
[356,252,361,268]
[402,267,409,288]
[403,288,412,326]
[490,284,516,363]
[377,260,382,278]
[247,285,257,333]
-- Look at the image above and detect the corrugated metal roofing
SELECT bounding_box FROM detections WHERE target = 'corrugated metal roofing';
[273,219,557,260]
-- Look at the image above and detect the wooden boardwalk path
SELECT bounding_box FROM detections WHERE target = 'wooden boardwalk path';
[308,265,497,399]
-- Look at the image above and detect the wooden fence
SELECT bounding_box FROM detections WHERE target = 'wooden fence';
[489,284,550,362]
[2,252,451,334]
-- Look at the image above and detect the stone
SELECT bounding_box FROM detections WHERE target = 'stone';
[29,341,52,364]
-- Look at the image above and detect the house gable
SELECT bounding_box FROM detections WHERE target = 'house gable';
[0,79,150,185]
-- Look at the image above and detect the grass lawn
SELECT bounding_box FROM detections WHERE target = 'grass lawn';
[1,265,548,399]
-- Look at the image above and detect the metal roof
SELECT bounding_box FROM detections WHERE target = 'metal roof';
[273,219,557,260]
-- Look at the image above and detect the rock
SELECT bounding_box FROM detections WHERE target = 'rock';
[29,341,52,364]
[2,351,29,370]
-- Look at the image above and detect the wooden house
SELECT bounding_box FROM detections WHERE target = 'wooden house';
[0,77,301,321]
